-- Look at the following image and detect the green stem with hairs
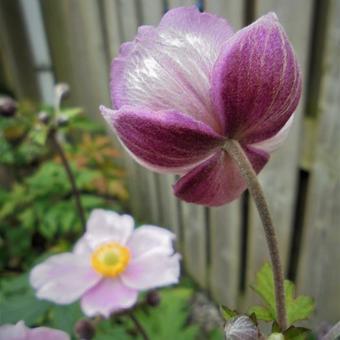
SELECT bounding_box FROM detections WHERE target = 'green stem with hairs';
[223,139,287,331]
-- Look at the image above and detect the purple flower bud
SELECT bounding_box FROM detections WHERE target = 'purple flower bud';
[0,96,17,117]
[100,7,301,206]
[146,290,160,307]
[74,319,95,340]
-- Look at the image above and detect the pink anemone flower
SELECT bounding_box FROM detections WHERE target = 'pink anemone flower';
[0,321,69,340]
[100,7,301,206]
[30,209,180,318]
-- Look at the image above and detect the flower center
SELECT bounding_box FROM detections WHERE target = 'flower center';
[91,242,130,277]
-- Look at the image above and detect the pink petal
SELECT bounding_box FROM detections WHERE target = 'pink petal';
[250,114,294,153]
[73,236,92,255]
[174,147,269,206]
[85,209,134,249]
[80,278,138,317]
[121,250,180,290]
[110,6,234,133]
[28,327,70,340]
[30,253,101,304]
[127,225,175,259]
[212,13,301,144]
[0,321,27,340]
[101,105,225,174]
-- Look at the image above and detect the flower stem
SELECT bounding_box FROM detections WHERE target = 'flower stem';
[223,139,287,331]
[50,131,87,230]
[128,313,149,340]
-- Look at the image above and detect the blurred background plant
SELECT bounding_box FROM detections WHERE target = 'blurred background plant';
[0,95,128,273]
[0,92,226,339]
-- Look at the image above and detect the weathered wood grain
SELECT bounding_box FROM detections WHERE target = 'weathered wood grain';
[297,0,340,324]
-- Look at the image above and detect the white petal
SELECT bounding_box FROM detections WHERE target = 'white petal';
[121,250,180,290]
[30,253,101,304]
[85,209,134,248]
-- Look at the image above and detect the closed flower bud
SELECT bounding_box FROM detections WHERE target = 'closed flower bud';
[74,319,95,340]
[0,96,17,117]
[146,290,160,307]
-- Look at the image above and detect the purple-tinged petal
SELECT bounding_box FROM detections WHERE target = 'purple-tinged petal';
[111,7,234,133]
[101,105,225,174]
[250,114,295,153]
[30,253,101,304]
[73,236,92,255]
[0,321,27,340]
[80,278,138,318]
[85,209,134,249]
[212,12,301,143]
[174,147,269,206]
[121,250,180,290]
[127,225,175,259]
[28,327,70,340]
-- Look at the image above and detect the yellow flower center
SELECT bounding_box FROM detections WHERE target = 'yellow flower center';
[91,242,130,277]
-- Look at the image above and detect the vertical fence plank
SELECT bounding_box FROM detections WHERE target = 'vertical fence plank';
[297,0,340,325]
[245,0,313,308]
[205,0,244,308]
[0,0,40,101]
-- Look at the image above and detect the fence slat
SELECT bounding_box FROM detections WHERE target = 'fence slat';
[0,0,40,101]
[245,0,313,308]
[205,0,244,308]
[297,0,340,324]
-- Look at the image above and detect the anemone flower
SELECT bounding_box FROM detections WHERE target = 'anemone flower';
[30,209,180,318]
[0,321,69,340]
[100,6,301,206]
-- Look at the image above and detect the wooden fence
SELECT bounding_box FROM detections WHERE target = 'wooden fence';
[0,0,339,326]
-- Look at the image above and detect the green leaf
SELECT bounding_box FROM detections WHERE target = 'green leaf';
[283,326,312,340]
[248,305,273,321]
[250,263,315,325]
[59,107,82,120]
[29,125,48,145]
[135,288,199,340]
[220,305,238,320]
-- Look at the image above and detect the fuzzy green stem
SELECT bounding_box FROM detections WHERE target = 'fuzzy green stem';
[223,139,287,331]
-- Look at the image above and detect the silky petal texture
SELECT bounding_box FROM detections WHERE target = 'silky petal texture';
[73,236,92,255]
[212,12,301,144]
[127,225,175,259]
[101,105,225,174]
[85,209,134,249]
[174,147,269,206]
[0,321,27,340]
[80,278,138,318]
[110,6,234,133]
[30,253,101,304]
[121,250,180,290]
[250,114,294,153]
[28,327,70,340]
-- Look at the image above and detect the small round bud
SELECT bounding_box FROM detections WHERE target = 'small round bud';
[56,115,69,127]
[55,83,70,101]
[74,319,95,340]
[0,96,17,117]
[146,290,160,307]
[267,333,284,340]
[38,111,50,124]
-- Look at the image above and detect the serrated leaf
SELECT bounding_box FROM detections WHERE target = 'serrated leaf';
[220,305,238,320]
[250,263,315,325]
[248,305,273,321]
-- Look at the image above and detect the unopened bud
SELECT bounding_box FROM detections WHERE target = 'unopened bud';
[74,319,95,340]
[0,96,17,117]
[146,290,160,307]
[56,115,69,127]
[38,111,50,124]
